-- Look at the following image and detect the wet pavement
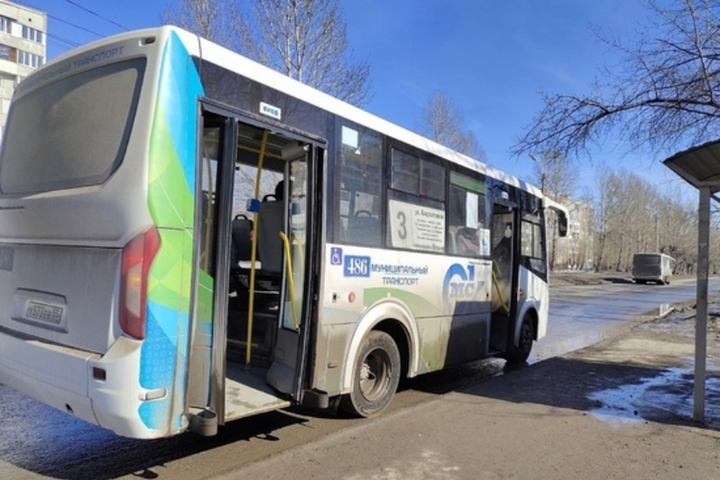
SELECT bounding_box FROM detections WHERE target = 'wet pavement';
[534,276,720,361]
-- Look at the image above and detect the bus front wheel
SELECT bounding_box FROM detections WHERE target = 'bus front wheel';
[504,315,534,364]
[342,331,401,417]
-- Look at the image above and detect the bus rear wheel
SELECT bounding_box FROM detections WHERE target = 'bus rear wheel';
[341,331,401,417]
[504,315,534,365]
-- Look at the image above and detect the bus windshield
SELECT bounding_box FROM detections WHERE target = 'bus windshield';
[0,58,146,195]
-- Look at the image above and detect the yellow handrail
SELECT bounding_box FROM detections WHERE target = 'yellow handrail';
[245,130,269,365]
[279,232,300,330]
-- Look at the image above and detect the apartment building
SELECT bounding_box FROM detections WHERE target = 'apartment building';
[0,1,46,143]
[552,198,594,271]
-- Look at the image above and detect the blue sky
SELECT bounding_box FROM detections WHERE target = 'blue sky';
[20,0,690,198]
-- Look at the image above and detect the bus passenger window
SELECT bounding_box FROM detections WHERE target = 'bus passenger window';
[521,213,546,276]
[455,226,480,256]
[448,171,488,257]
[337,124,383,246]
[386,149,446,253]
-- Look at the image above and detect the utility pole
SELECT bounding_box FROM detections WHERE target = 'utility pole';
[655,215,659,252]
[528,153,546,194]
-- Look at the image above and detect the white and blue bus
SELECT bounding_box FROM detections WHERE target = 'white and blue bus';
[0,27,567,439]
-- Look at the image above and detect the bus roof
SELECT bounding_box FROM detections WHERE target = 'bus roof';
[633,253,674,260]
[31,26,546,200]
[191,29,545,198]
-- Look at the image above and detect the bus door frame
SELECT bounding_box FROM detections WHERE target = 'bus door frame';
[186,102,238,429]
[191,99,325,424]
[491,196,521,347]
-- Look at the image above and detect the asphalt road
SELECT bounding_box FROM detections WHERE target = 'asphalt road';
[536,276,720,361]
[0,277,716,480]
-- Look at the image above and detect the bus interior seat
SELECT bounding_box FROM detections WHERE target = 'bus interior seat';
[257,193,285,278]
[346,214,379,245]
[231,214,253,266]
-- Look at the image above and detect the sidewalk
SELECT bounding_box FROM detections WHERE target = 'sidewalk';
[217,308,720,480]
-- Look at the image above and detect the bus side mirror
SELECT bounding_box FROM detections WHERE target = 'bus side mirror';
[558,214,568,237]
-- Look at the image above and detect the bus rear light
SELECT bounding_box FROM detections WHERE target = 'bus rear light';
[93,367,107,381]
[120,228,160,340]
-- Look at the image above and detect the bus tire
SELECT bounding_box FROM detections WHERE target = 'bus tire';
[341,331,401,417]
[505,315,534,365]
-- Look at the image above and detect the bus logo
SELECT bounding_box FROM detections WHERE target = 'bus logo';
[344,255,370,277]
[442,263,485,303]
[330,247,343,266]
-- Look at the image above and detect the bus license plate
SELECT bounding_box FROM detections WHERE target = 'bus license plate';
[25,301,64,325]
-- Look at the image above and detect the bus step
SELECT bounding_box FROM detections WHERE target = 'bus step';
[188,407,218,437]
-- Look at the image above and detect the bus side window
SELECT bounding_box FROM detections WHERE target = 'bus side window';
[337,124,383,246]
[448,174,486,258]
[346,210,380,245]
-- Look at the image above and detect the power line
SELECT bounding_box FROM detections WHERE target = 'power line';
[47,13,103,38]
[46,33,80,49]
[63,0,129,32]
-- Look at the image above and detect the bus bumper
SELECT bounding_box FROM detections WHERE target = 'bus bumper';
[0,331,171,439]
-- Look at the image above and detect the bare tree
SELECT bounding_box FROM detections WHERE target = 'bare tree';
[513,0,720,159]
[419,90,486,161]
[591,163,700,273]
[239,0,371,105]
[163,0,371,106]
[593,164,612,272]
[162,0,243,50]
[529,150,578,197]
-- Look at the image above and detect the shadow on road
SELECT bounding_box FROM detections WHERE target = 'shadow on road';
[457,355,719,431]
[602,276,635,284]
[400,358,506,395]
[0,398,307,480]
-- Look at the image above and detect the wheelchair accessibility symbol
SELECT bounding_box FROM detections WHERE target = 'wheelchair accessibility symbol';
[330,247,343,266]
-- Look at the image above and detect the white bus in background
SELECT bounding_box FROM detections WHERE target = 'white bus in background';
[632,253,675,285]
[0,27,567,439]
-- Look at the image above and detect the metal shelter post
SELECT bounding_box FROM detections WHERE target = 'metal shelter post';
[663,139,720,425]
[695,186,710,422]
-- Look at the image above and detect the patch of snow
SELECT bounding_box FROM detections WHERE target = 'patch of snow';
[588,367,720,428]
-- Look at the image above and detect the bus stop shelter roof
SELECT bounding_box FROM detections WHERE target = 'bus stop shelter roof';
[664,139,720,192]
